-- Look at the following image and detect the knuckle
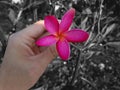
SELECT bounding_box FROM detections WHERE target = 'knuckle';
[9,34,16,43]
[9,34,15,40]
[8,33,20,45]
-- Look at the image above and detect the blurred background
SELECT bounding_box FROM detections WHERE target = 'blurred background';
[0,0,120,90]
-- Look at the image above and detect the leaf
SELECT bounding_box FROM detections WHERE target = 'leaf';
[0,26,7,58]
[106,41,120,51]
[106,41,120,46]
[0,26,7,46]
[8,8,16,23]
[12,0,22,4]
[80,17,88,30]
[82,8,92,15]
[103,24,117,38]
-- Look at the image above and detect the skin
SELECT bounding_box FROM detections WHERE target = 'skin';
[0,21,58,90]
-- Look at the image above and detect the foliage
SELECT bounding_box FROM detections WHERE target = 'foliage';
[0,0,120,90]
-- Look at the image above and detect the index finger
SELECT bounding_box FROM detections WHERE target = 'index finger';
[21,20,46,39]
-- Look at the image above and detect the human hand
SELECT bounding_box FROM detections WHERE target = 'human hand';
[0,21,57,90]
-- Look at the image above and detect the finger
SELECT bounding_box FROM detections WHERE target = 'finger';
[36,32,50,52]
[20,20,46,39]
[34,45,58,67]
[36,31,50,40]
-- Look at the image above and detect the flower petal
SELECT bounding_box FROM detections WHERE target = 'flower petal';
[59,8,75,32]
[56,39,70,60]
[65,29,89,42]
[45,16,59,34]
[36,35,58,46]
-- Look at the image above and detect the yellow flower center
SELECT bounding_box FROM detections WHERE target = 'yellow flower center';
[55,32,65,41]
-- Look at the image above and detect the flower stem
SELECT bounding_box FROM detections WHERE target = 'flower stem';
[70,50,80,85]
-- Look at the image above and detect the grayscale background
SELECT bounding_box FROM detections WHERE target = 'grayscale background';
[0,0,120,90]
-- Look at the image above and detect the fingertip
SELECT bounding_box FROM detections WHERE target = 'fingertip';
[34,20,45,30]
[35,20,44,25]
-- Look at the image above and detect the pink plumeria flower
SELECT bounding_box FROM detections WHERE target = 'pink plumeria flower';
[36,8,89,60]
